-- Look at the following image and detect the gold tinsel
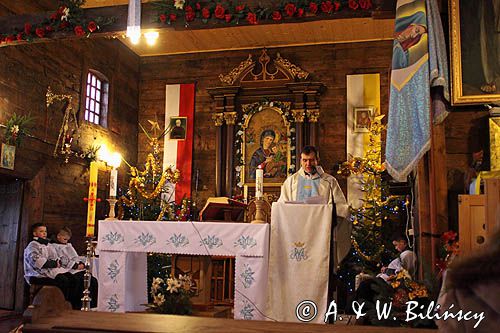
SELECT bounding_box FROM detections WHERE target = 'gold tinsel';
[351,237,385,262]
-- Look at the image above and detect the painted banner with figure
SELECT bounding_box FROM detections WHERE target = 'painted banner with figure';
[386,0,431,182]
[163,84,195,202]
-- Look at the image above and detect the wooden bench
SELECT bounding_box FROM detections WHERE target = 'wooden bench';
[22,286,437,333]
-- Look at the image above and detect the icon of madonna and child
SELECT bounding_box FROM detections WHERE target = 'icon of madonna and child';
[248,129,288,181]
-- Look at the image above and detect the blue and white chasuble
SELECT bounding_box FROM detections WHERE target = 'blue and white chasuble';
[297,176,321,201]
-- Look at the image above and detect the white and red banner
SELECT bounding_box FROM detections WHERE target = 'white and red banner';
[163,84,195,202]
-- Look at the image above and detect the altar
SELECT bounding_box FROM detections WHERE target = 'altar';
[97,220,269,320]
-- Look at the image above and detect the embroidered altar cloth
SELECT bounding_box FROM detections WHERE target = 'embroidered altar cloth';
[97,220,269,320]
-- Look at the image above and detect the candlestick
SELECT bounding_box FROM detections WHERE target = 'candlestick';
[255,167,263,199]
[81,237,95,311]
[85,161,98,238]
[105,198,118,220]
[109,168,118,198]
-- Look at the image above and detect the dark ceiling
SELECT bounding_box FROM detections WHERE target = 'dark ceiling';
[0,0,57,16]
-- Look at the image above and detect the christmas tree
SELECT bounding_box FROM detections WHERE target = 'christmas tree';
[118,121,194,303]
[337,116,406,292]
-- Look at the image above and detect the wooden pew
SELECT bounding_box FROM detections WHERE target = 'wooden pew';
[23,287,437,333]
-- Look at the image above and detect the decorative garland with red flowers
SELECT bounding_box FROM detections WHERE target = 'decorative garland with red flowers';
[154,0,373,26]
[0,0,114,46]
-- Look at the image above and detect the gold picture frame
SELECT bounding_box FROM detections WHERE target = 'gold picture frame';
[169,116,187,140]
[353,106,374,133]
[449,0,500,105]
[1,143,16,170]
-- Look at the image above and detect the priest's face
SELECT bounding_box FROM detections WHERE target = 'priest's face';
[300,152,318,174]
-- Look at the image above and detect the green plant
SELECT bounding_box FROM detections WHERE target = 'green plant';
[3,113,34,146]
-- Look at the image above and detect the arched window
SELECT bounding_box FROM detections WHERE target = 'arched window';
[84,70,109,127]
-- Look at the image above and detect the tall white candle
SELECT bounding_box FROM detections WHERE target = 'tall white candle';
[255,167,263,199]
[109,168,118,198]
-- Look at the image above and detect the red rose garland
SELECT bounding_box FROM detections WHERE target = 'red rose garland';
[1,3,108,45]
[155,0,373,27]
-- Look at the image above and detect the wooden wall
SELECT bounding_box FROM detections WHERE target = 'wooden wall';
[445,108,490,230]
[0,38,139,271]
[139,42,393,208]
[139,41,491,232]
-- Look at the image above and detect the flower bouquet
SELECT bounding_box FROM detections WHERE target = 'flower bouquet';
[145,274,196,315]
[436,230,459,274]
[3,113,34,146]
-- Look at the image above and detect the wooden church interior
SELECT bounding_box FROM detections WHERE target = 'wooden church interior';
[0,0,499,332]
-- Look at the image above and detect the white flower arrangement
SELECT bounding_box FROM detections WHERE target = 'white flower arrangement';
[146,274,195,315]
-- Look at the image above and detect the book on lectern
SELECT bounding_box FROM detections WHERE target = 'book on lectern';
[198,197,247,222]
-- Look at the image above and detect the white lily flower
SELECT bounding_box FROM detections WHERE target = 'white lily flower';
[61,7,70,21]
[11,125,19,135]
[153,293,165,306]
[174,0,185,10]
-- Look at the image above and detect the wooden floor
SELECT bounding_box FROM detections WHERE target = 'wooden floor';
[23,310,438,333]
[20,287,438,333]
[0,310,23,332]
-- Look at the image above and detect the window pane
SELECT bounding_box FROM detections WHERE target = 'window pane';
[91,87,95,99]
[95,102,100,115]
[89,113,94,123]
[96,91,101,102]
[91,75,96,86]
[85,110,89,121]
[85,97,90,110]
[86,84,90,97]
[87,73,91,83]
[90,100,94,112]
[96,80,101,90]
[95,115,100,124]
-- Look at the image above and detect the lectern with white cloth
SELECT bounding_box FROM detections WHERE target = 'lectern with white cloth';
[267,203,333,323]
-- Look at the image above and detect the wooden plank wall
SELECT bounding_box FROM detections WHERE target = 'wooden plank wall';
[138,42,393,208]
[0,38,140,266]
[444,109,490,231]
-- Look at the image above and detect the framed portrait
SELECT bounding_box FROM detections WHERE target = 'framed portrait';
[353,106,374,133]
[169,116,187,140]
[450,0,500,105]
[240,102,292,187]
[1,143,16,170]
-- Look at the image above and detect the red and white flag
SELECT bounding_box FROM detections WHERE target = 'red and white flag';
[163,84,195,202]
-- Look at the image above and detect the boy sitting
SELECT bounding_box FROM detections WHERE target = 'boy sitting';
[24,223,76,307]
[51,227,85,272]
[51,226,98,309]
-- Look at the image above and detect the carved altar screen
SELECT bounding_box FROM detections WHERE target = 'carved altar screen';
[208,49,325,199]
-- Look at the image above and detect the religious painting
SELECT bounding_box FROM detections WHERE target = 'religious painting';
[241,103,292,186]
[353,106,374,133]
[450,0,500,105]
[169,116,187,140]
[1,143,15,170]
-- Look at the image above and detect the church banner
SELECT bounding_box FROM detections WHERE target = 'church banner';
[386,0,431,182]
[163,84,195,202]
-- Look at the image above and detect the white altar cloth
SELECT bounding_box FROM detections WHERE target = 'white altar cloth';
[97,220,269,320]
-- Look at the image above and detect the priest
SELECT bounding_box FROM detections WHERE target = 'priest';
[277,145,351,266]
